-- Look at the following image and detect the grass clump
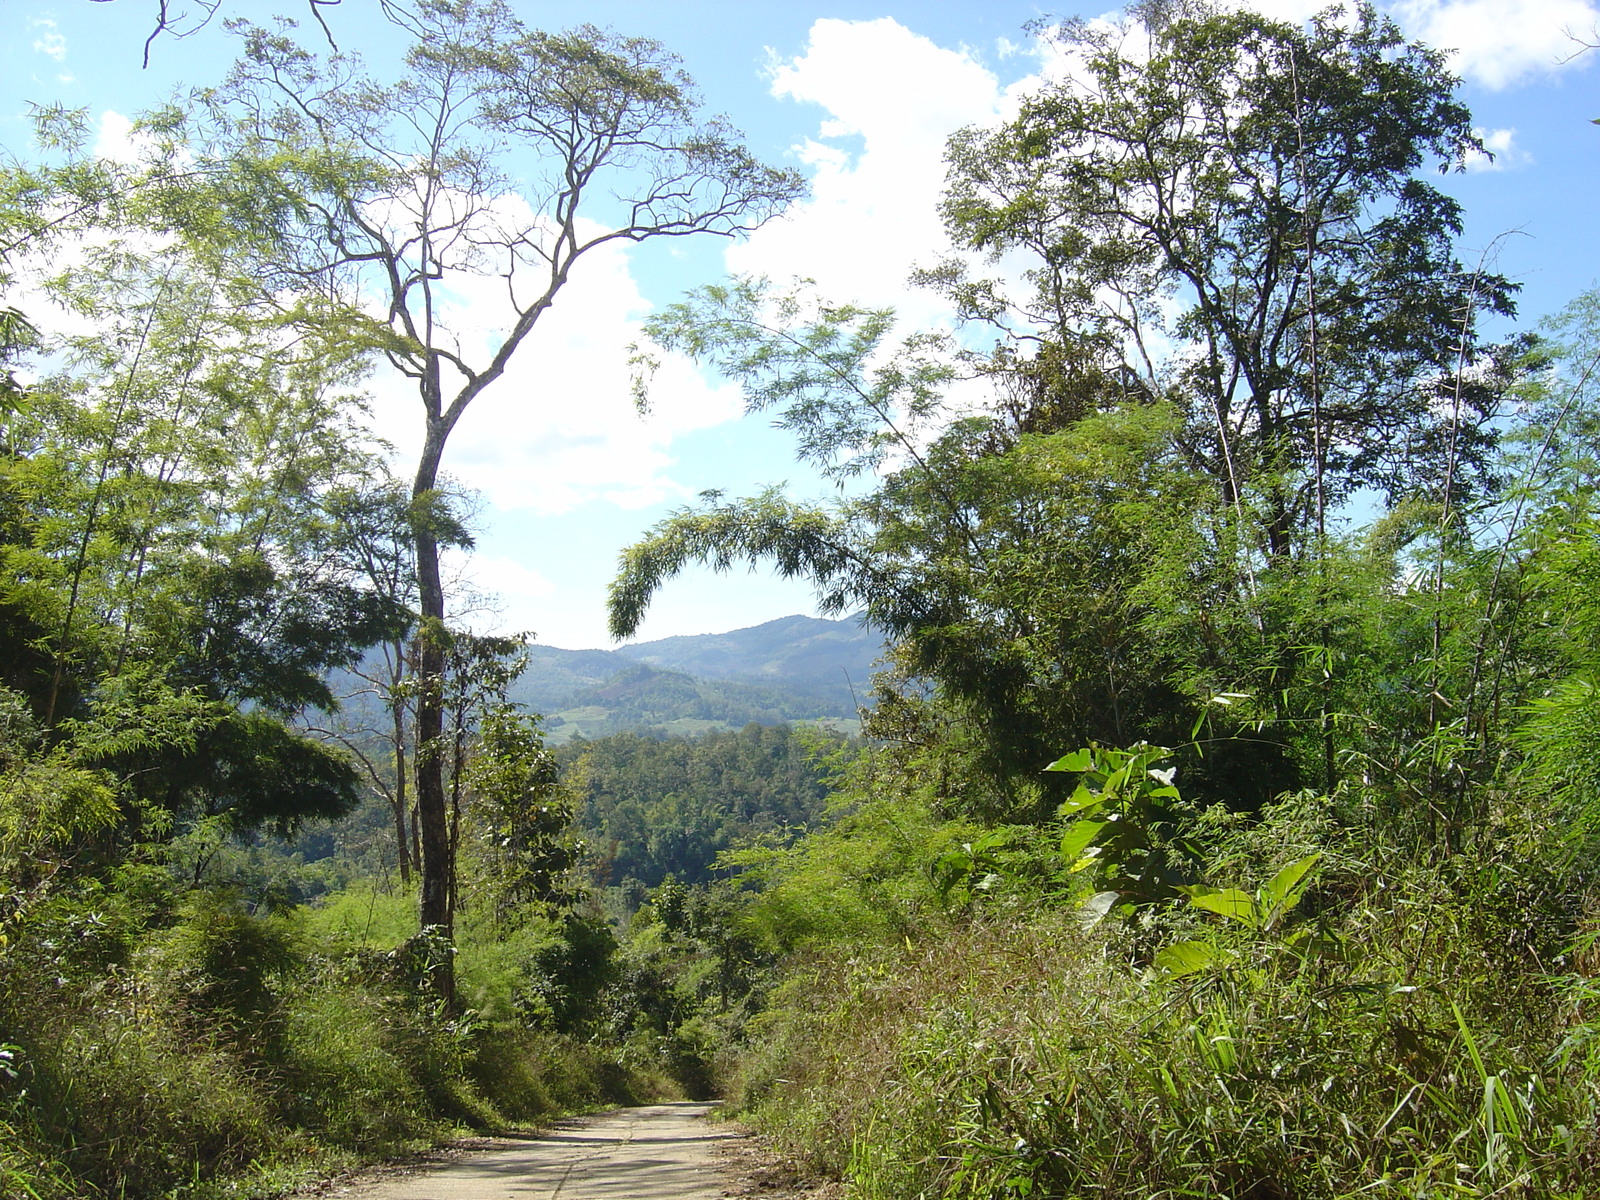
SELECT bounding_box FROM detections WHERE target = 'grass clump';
[276,979,430,1149]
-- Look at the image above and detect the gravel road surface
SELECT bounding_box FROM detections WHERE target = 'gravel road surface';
[334,1102,737,1200]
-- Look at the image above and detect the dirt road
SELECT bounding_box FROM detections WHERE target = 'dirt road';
[331,1102,739,1200]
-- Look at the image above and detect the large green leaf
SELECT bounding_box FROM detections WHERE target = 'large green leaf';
[1155,939,1222,977]
[1261,852,1321,928]
[1058,782,1107,816]
[1058,818,1106,864]
[1045,749,1094,773]
[1181,886,1258,926]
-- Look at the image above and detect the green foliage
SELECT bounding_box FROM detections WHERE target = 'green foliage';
[561,723,854,890]
[464,707,578,914]
[276,978,428,1149]
[1510,290,1600,852]
[622,268,1432,812]
[6,246,398,708]
[737,803,1596,1199]
[634,276,956,482]
[0,756,118,880]
[6,6,1599,1199]
[734,794,980,954]
[1179,851,1321,934]
[0,872,664,1198]
[0,223,402,849]
[609,485,851,646]
[612,384,1247,811]
[612,0,1546,830]
[940,2,1518,539]
[22,998,277,1195]
[1044,743,1201,909]
[300,878,420,949]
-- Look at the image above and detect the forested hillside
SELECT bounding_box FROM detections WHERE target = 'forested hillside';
[4,1,1600,1199]
[613,612,881,695]
[561,722,857,891]
[539,663,839,742]
[368,614,883,743]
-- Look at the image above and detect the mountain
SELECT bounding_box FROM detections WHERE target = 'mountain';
[508,613,885,743]
[614,612,882,694]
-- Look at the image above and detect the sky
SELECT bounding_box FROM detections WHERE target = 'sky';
[2,0,1597,650]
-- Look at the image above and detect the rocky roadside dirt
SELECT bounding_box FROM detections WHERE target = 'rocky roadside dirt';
[294,1101,842,1200]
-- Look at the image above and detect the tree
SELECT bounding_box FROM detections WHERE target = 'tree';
[197,2,802,991]
[0,241,403,838]
[612,6,1532,814]
[936,1,1518,558]
[464,705,576,922]
[313,480,422,883]
[611,287,1233,814]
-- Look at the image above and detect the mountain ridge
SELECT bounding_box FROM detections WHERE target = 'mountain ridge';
[511,613,885,743]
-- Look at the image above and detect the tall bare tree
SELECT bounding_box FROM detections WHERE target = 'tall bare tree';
[198,0,801,996]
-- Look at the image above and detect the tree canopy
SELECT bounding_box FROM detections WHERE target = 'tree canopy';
[186,0,802,986]
[611,1,1536,815]
[937,3,1519,554]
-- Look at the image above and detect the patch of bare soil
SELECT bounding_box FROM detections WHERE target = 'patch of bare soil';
[714,1127,845,1200]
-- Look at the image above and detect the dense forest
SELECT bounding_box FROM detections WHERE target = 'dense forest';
[563,721,855,891]
[4,1,1600,1198]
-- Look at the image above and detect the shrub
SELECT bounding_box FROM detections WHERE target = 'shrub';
[737,841,1600,1199]
[276,979,430,1151]
[18,991,275,1198]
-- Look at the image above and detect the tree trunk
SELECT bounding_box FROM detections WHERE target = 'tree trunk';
[390,783,412,886]
[412,421,454,1005]
[390,638,411,887]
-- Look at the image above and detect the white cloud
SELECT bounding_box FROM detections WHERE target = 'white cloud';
[441,550,556,635]
[32,19,66,62]
[731,18,1013,326]
[1238,0,1359,23]
[1392,0,1599,88]
[1464,125,1533,169]
[1233,0,1600,88]
[93,110,157,164]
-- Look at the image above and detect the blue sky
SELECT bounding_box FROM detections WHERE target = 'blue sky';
[3,0,1597,648]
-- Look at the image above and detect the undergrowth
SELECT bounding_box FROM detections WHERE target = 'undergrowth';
[729,794,1600,1198]
[0,875,661,1200]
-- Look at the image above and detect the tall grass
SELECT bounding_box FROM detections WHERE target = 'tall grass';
[732,810,1600,1198]
[0,879,660,1200]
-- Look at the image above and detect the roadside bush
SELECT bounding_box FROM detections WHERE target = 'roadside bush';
[736,812,1600,1198]
[466,1025,556,1120]
[138,889,300,1050]
[468,1025,652,1117]
[276,979,430,1151]
[665,1013,720,1100]
[0,1109,78,1200]
[0,874,668,1198]
[17,989,275,1198]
